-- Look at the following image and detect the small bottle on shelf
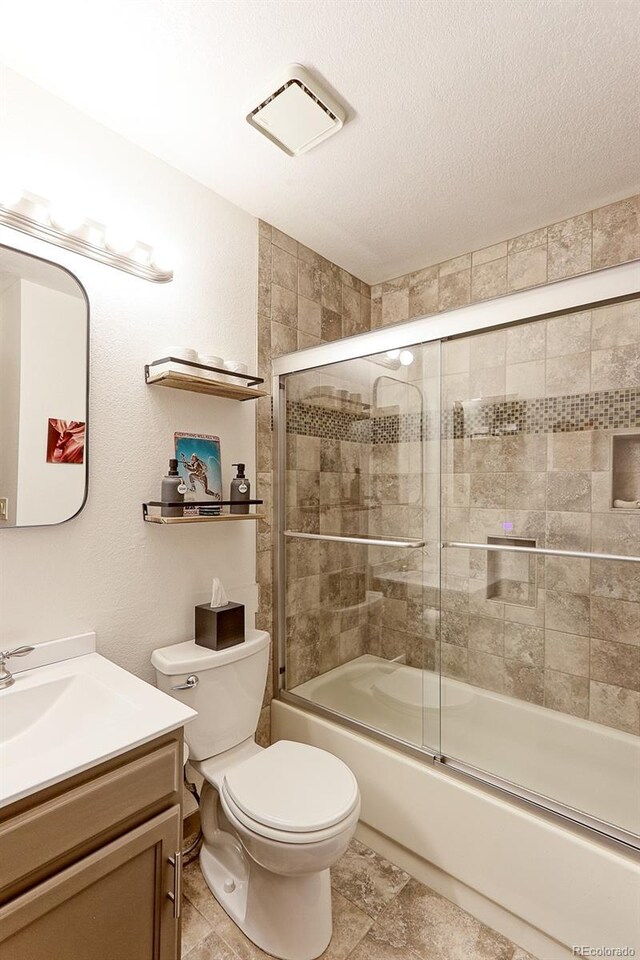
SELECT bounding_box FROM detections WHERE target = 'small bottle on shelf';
[161,459,185,518]
[230,463,250,514]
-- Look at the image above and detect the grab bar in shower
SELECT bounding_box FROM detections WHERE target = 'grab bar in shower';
[284,531,426,548]
[442,541,640,564]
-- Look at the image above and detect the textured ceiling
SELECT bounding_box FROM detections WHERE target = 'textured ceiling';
[0,0,638,283]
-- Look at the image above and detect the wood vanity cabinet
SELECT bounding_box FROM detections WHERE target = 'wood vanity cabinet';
[0,730,184,960]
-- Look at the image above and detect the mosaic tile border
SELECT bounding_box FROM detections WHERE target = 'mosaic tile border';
[286,389,640,443]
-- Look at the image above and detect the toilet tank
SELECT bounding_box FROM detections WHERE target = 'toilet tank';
[152,630,270,761]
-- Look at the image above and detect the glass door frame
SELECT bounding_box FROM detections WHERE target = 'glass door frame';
[272,259,640,850]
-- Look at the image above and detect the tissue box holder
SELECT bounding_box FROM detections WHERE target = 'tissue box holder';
[195,602,245,650]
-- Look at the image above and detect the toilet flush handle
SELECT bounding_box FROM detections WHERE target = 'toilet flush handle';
[172,674,199,691]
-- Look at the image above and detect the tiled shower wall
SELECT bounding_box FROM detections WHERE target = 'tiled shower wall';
[282,366,433,689]
[255,223,372,735]
[369,195,639,326]
[440,302,640,736]
[256,194,640,739]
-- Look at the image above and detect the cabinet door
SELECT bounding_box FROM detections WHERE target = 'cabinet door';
[0,805,181,960]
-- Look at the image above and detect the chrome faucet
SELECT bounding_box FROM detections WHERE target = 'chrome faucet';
[0,646,35,689]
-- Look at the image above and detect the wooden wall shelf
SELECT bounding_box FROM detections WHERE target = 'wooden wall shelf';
[144,512,265,525]
[143,499,264,524]
[145,357,267,401]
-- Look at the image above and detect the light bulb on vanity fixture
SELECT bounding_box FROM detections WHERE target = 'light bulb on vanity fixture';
[49,206,86,234]
[0,180,26,210]
[0,187,173,283]
[11,189,50,223]
[151,245,174,274]
[399,350,414,366]
[105,228,136,257]
[130,242,154,266]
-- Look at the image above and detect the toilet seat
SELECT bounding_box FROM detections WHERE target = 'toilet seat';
[220,740,359,843]
[220,783,360,845]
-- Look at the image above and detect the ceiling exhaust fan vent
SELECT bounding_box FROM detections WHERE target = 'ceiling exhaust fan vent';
[246,65,345,156]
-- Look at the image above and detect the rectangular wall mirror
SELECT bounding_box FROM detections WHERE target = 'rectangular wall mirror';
[0,244,89,527]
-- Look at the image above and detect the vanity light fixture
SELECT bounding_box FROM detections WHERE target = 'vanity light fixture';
[0,190,173,283]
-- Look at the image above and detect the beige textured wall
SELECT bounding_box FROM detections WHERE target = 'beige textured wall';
[257,194,640,741]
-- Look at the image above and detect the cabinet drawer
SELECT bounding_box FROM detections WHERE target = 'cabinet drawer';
[0,740,180,896]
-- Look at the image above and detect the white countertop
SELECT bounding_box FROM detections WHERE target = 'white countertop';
[0,633,196,809]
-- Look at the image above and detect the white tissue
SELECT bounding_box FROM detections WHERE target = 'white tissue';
[210,578,229,608]
[613,499,640,509]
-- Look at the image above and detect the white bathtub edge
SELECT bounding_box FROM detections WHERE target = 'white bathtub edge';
[272,699,640,958]
[354,821,571,960]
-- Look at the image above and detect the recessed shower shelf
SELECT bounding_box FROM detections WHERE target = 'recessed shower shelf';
[302,395,370,417]
[143,499,264,524]
[145,357,267,401]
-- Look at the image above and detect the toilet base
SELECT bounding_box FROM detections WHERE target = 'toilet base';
[199,840,333,960]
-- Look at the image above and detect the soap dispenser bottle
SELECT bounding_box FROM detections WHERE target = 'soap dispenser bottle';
[230,463,250,514]
[161,458,184,518]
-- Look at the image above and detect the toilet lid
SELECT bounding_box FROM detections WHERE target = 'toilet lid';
[223,740,359,833]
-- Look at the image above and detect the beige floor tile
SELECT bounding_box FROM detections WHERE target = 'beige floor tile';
[181,897,215,957]
[184,929,240,960]
[348,933,423,960]
[322,891,373,959]
[183,846,525,960]
[359,878,515,960]
[330,838,411,918]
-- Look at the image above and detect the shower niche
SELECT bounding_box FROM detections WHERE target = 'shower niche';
[486,536,537,607]
[611,432,640,509]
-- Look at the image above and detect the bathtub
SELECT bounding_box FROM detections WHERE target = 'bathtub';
[292,655,640,837]
[277,657,640,957]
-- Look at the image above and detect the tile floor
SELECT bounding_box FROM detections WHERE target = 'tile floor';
[181,838,539,960]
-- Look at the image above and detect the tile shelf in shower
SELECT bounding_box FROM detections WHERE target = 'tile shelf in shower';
[326,590,383,617]
[302,395,370,417]
[298,502,371,512]
[145,357,267,401]
[143,499,264,524]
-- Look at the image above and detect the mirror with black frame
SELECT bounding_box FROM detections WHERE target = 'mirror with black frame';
[0,245,89,527]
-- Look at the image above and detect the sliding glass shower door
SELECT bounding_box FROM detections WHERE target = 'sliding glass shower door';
[439,299,640,838]
[280,341,441,752]
[275,268,639,845]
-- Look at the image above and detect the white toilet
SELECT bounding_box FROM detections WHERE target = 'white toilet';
[152,629,360,960]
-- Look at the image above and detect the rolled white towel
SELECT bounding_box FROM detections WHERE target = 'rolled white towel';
[613,499,640,508]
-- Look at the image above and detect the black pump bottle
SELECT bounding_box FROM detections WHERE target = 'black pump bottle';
[230,463,250,514]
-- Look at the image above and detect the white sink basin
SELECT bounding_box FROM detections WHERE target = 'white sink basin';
[0,637,196,808]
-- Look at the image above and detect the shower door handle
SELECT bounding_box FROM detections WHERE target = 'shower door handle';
[442,541,640,564]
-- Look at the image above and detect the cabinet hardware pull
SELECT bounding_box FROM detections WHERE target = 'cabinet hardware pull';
[167,851,182,919]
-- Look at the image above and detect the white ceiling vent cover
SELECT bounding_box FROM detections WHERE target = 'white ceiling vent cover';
[247,65,345,157]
